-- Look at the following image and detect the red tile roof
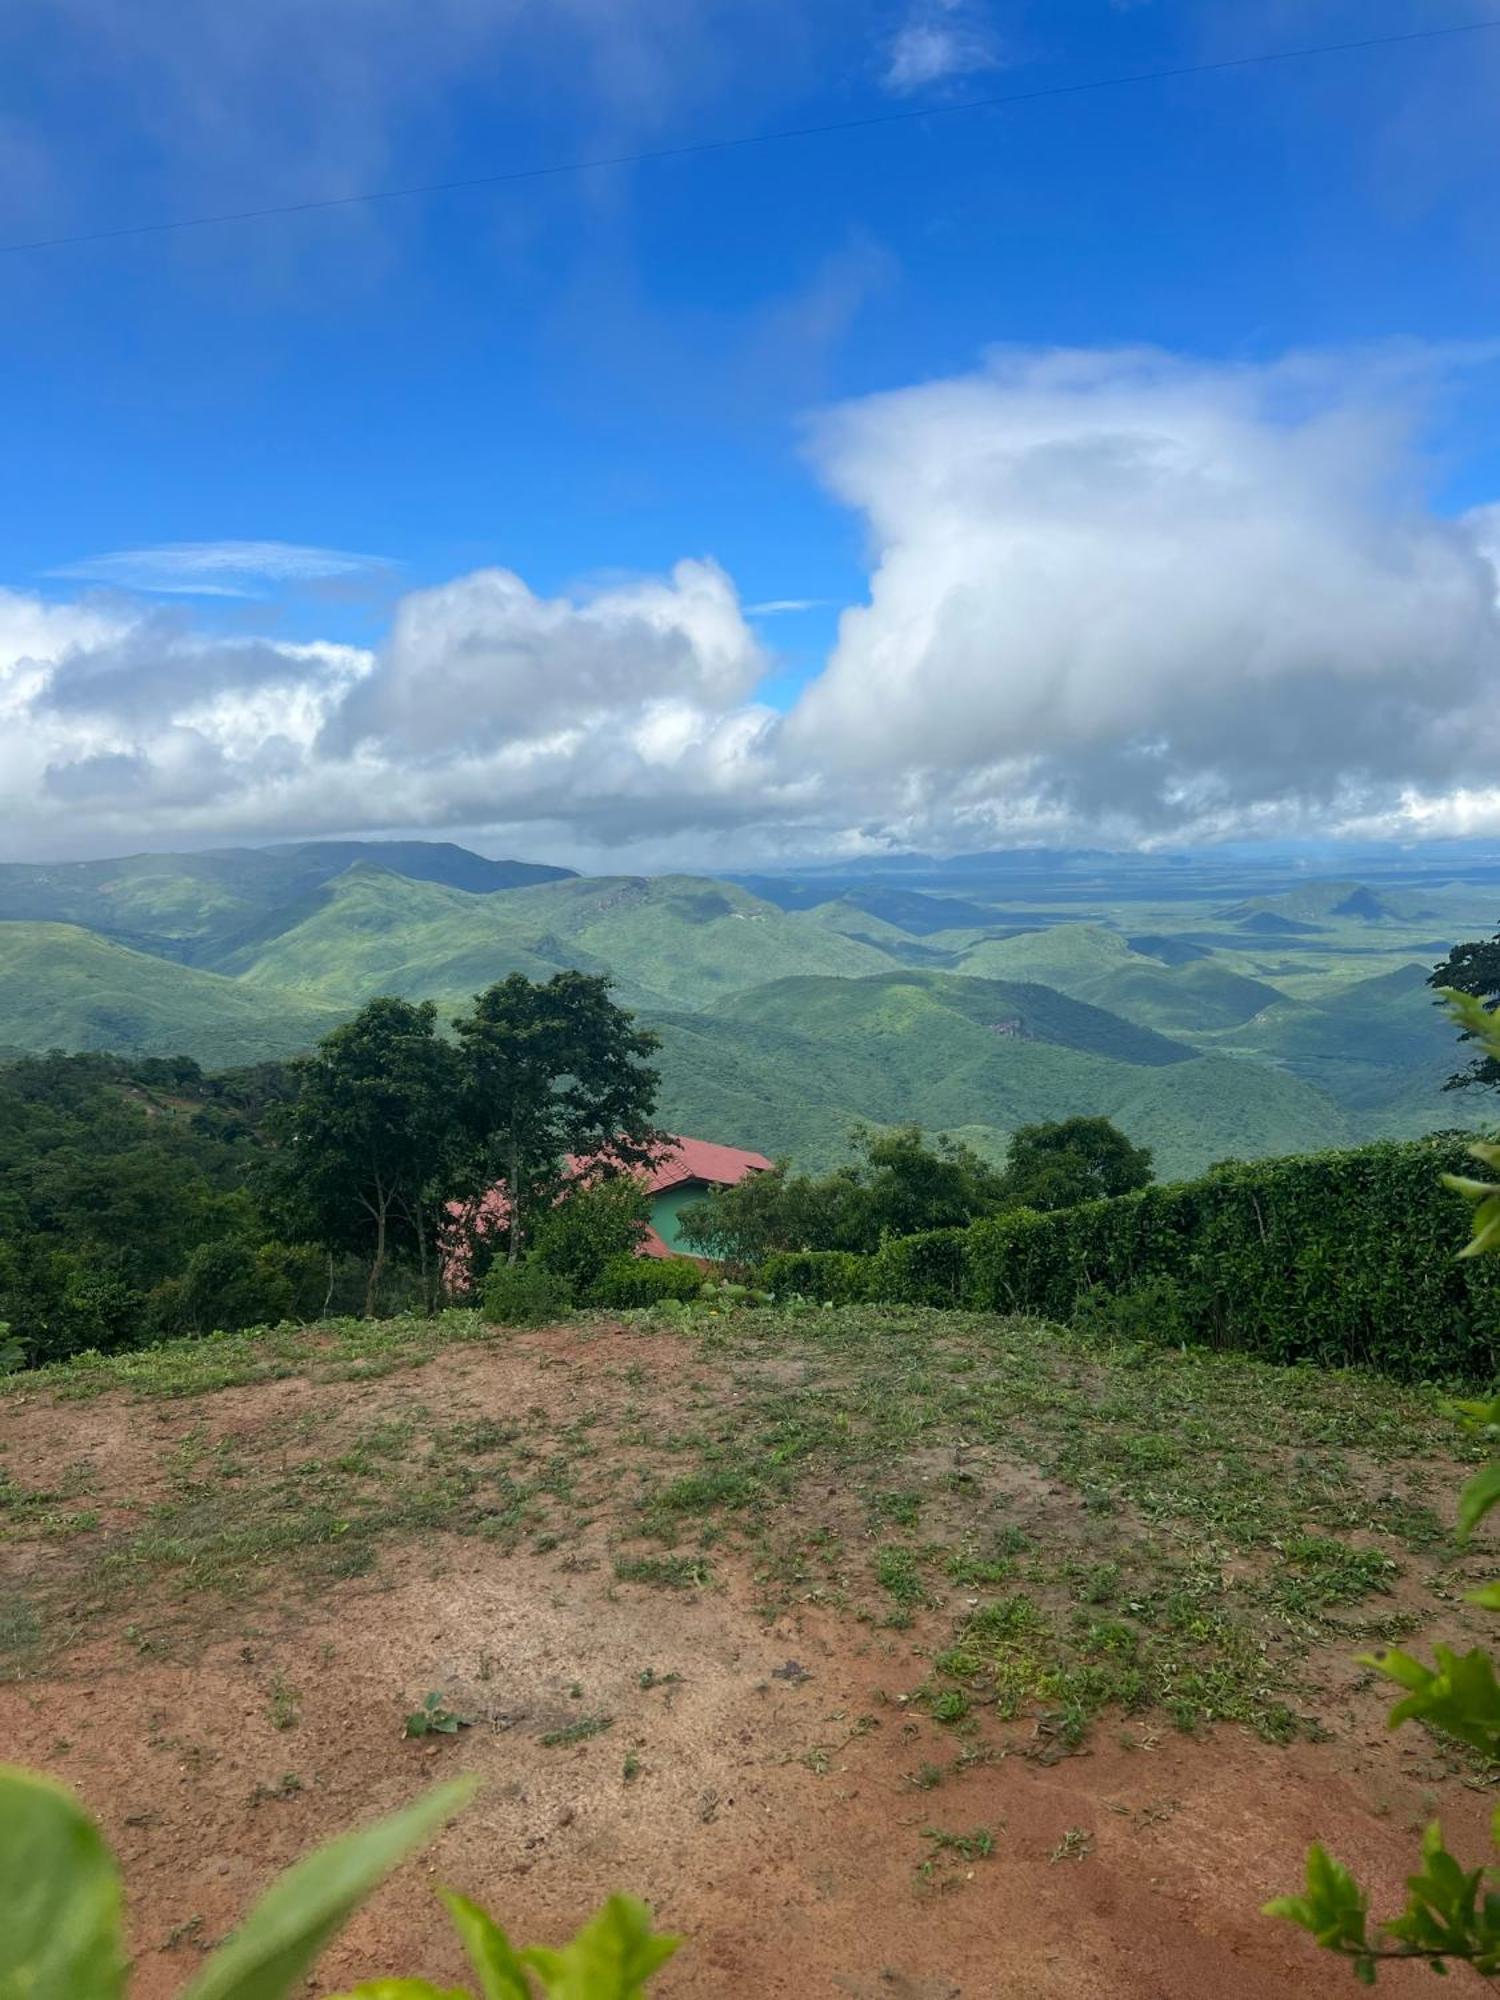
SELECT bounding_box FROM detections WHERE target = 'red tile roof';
[642,1135,773,1194]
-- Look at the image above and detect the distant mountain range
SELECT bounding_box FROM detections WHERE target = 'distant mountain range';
[1,838,1493,1179]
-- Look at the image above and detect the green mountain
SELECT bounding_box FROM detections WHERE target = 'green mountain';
[0,841,573,964]
[953,922,1134,988]
[1075,958,1284,1035]
[0,923,341,1064]
[1207,961,1492,1131]
[648,970,1331,1179]
[223,866,897,1013]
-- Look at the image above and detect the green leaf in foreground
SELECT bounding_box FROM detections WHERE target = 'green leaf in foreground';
[518,1896,680,1999]
[0,1763,127,2000]
[1264,1843,1374,1983]
[180,1777,477,2000]
[438,1889,533,2000]
[327,1984,472,1998]
[1361,1643,1500,1759]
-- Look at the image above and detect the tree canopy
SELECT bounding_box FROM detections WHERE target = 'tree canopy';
[452,970,662,1264]
[998,1116,1153,1211]
[1429,924,1500,1091]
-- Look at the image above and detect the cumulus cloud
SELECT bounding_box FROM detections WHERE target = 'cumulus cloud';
[882,0,1001,94]
[328,559,763,757]
[5,344,1500,864]
[787,346,1500,842]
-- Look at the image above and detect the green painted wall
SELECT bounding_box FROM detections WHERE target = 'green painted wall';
[650,1180,718,1256]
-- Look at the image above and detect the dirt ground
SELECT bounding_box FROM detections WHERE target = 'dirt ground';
[2,1317,1493,1997]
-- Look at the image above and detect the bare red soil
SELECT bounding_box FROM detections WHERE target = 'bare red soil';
[1,1321,1489,1997]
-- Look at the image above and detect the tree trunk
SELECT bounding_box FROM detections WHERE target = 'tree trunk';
[365,1189,388,1316]
[415,1197,432,1314]
[507,1137,523,1264]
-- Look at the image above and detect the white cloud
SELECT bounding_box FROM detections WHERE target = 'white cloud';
[882,0,1001,94]
[786,345,1500,844]
[49,540,393,598]
[5,344,1500,865]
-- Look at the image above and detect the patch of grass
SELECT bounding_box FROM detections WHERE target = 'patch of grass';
[6,1310,497,1404]
[1273,1535,1399,1615]
[540,1713,613,1748]
[875,1545,926,1608]
[614,1554,712,1590]
[641,1467,765,1527]
[869,1489,924,1530]
[922,1826,996,1861]
[0,1593,40,1658]
[267,1673,299,1730]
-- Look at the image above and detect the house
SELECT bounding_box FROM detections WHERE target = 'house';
[446,1132,770,1280]
[635,1135,773,1260]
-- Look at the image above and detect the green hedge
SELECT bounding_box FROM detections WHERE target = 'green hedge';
[766,1138,1500,1383]
[760,1250,871,1304]
[593,1255,706,1307]
[869,1228,970,1307]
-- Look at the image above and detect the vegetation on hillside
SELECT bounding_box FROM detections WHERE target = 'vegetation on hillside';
[4,841,1493,1179]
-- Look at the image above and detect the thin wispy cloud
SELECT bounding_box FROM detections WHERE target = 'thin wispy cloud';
[745,598,834,615]
[882,0,1001,95]
[49,540,394,599]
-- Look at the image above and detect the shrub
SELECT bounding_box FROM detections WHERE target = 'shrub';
[761,1248,871,1304]
[890,1135,1500,1383]
[593,1255,705,1307]
[531,1176,652,1298]
[1070,1273,1200,1349]
[482,1259,574,1326]
[869,1227,969,1306]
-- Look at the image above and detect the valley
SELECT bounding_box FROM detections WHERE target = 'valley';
[2,840,1496,1180]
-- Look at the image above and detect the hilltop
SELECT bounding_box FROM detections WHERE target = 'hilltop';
[0,922,342,1064]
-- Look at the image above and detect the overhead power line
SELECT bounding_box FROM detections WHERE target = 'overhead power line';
[3,16,1497,257]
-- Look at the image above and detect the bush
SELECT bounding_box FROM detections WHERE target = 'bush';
[593,1255,705,1307]
[895,1136,1500,1383]
[1070,1273,1200,1349]
[869,1227,969,1306]
[482,1260,575,1326]
[760,1248,871,1303]
[531,1175,652,1297]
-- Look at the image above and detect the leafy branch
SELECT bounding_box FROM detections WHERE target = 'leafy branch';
[1266,991,1500,1982]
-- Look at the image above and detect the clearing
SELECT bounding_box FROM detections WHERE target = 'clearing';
[2,1305,1496,1996]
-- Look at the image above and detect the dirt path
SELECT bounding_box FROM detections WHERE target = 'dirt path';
[2,1316,1492,1995]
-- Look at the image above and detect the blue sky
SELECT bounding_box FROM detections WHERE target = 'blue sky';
[3,0,1500,865]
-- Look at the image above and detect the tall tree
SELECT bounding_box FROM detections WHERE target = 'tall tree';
[1000,1116,1153,1212]
[1429,925,1500,1091]
[453,972,661,1264]
[265,998,460,1314]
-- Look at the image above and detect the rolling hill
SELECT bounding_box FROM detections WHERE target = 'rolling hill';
[0,841,573,964]
[1,838,1487,1180]
[0,923,341,1064]
[650,970,1342,1179]
[221,867,896,1013]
